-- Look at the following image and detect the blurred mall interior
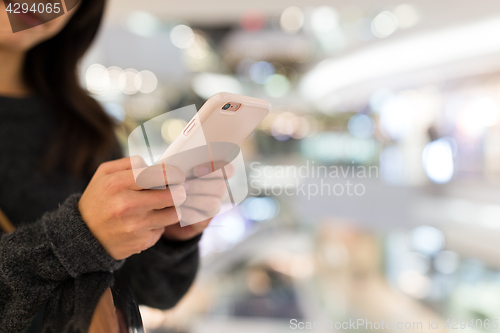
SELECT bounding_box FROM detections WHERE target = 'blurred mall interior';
[81,0,500,331]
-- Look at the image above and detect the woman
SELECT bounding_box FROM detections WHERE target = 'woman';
[0,0,224,331]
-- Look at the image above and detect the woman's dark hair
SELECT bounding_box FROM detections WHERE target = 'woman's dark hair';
[23,0,121,178]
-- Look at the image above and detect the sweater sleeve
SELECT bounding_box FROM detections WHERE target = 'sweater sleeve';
[0,194,122,333]
[114,234,202,310]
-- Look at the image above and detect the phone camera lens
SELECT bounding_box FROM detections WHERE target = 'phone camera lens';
[222,103,231,110]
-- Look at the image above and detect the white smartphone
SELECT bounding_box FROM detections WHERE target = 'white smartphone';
[155,92,271,176]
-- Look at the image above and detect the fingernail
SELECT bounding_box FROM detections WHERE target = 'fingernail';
[194,166,210,177]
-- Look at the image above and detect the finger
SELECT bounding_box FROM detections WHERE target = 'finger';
[192,161,234,179]
[131,184,187,210]
[147,207,181,229]
[180,206,218,226]
[97,156,146,175]
[182,194,222,217]
[134,161,186,189]
[184,177,227,197]
[109,169,145,191]
[163,218,211,241]
[146,228,166,249]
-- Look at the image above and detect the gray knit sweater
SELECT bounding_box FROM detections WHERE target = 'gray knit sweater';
[0,95,200,332]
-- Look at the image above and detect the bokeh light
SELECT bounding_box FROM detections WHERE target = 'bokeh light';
[120,68,141,95]
[371,11,399,38]
[240,10,266,31]
[271,116,295,141]
[185,33,210,60]
[249,61,275,84]
[85,64,109,95]
[170,24,195,49]
[310,6,339,34]
[161,118,187,143]
[137,70,158,94]
[242,197,280,222]
[125,11,161,37]
[264,74,291,97]
[216,214,246,244]
[393,4,420,29]
[410,225,445,256]
[457,96,499,137]
[107,66,124,95]
[290,116,311,139]
[379,95,413,139]
[280,7,304,34]
[422,138,454,184]
[348,114,375,138]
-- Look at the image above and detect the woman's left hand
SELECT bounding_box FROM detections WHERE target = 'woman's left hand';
[162,162,234,241]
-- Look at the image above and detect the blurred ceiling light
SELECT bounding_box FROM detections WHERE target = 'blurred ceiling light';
[310,6,339,34]
[422,138,454,184]
[240,10,266,31]
[280,6,304,34]
[137,70,158,94]
[348,114,375,138]
[170,24,195,49]
[457,96,499,136]
[192,73,243,99]
[125,11,161,37]
[371,11,399,38]
[264,74,291,98]
[249,61,275,84]
[302,16,500,100]
[410,225,444,256]
[86,64,109,95]
[393,4,419,29]
[119,68,141,95]
[161,118,187,143]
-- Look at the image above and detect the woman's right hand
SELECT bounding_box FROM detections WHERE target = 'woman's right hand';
[78,157,186,260]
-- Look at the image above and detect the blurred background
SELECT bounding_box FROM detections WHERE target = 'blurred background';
[81,0,500,332]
